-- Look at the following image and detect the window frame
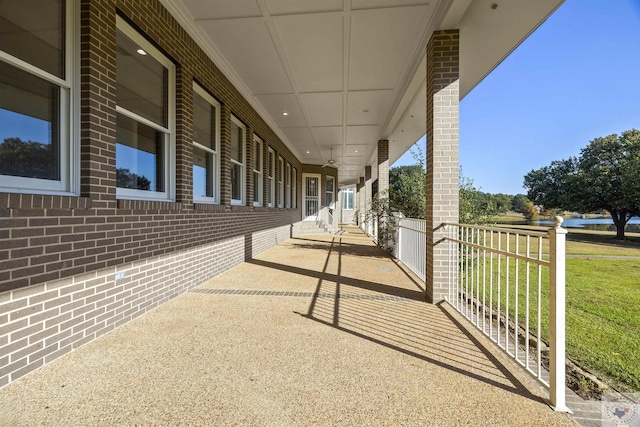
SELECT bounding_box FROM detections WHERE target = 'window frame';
[192,83,220,204]
[326,176,335,209]
[342,187,355,210]
[286,162,291,208]
[292,167,297,209]
[0,0,79,195]
[252,134,263,207]
[277,156,284,208]
[115,16,175,201]
[267,147,275,207]
[229,114,246,206]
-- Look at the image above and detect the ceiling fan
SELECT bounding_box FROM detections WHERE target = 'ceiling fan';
[322,147,340,169]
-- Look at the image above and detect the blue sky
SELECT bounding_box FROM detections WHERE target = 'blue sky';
[392,0,640,195]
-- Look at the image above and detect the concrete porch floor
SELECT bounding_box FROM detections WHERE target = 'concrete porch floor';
[0,226,578,426]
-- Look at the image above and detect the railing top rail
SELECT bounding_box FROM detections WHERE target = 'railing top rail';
[442,222,549,238]
[443,237,549,265]
[398,225,426,234]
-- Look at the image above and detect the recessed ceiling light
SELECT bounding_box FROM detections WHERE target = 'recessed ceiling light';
[306,150,310,154]
[282,112,288,116]
[354,150,358,153]
[136,48,147,55]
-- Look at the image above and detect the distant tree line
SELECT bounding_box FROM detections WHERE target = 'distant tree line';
[387,144,536,224]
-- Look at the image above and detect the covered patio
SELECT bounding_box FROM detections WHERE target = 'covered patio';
[0,228,578,426]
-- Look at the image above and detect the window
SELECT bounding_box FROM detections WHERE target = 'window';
[267,147,275,207]
[286,163,291,208]
[116,16,175,200]
[278,156,284,208]
[192,83,220,203]
[0,0,76,194]
[230,115,245,205]
[253,135,263,206]
[326,176,335,208]
[342,187,354,210]
[292,167,297,209]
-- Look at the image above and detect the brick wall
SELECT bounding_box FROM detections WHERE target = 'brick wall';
[0,223,292,388]
[0,0,304,387]
[425,30,460,303]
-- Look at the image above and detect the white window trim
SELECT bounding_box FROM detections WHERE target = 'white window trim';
[267,147,275,207]
[192,83,220,204]
[286,163,291,208]
[278,156,284,208]
[115,16,175,202]
[342,187,355,210]
[252,135,263,207]
[326,176,335,209]
[292,167,297,209]
[0,0,79,196]
[230,114,246,206]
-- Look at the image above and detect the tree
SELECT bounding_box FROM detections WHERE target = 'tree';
[521,200,538,221]
[459,170,499,224]
[116,168,151,190]
[389,164,425,219]
[524,129,640,239]
[511,194,530,213]
[0,137,57,180]
[389,143,426,219]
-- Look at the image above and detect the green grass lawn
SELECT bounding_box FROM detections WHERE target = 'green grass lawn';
[459,229,640,392]
[565,259,640,391]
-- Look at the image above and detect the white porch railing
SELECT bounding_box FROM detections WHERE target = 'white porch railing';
[392,217,568,411]
[394,218,426,281]
[319,207,335,234]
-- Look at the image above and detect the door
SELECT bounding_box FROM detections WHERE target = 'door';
[303,174,320,221]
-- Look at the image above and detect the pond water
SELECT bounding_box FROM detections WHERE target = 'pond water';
[534,217,640,233]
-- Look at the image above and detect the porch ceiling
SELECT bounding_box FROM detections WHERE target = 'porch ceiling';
[162,0,563,185]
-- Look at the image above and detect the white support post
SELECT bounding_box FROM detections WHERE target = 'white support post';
[549,216,570,412]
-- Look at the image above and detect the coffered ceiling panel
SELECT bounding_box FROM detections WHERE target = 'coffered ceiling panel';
[346,126,380,146]
[349,6,429,91]
[347,90,393,126]
[313,126,343,146]
[254,94,307,127]
[265,0,343,16]
[183,0,261,20]
[280,127,315,144]
[275,15,343,92]
[198,20,293,95]
[300,92,343,127]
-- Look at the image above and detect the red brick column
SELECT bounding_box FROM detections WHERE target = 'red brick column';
[365,165,372,208]
[377,140,389,194]
[426,30,459,303]
[357,176,365,224]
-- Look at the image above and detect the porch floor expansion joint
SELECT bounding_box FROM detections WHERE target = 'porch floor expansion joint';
[190,288,417,302]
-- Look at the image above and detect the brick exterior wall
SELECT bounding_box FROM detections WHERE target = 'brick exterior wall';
[425,30,460,303]
[0,0,304,387]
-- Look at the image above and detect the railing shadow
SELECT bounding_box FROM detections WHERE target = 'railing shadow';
[288,234,545,404]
